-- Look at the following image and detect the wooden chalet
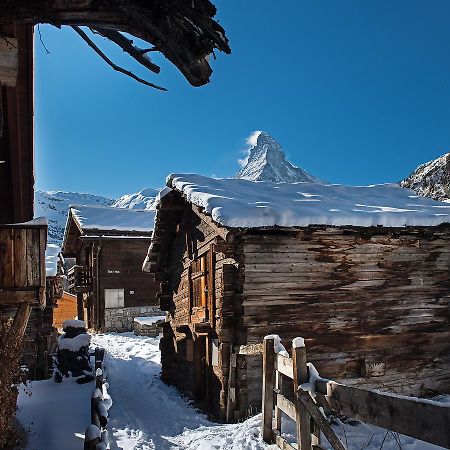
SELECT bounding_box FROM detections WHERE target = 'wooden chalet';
[23,244,64,380]
[143,174,450,422]
[62,205,161,331]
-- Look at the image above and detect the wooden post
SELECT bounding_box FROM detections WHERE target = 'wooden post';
[9,303,31,339]
[226,348,237,422]
[274,369,283,434]
[262,337,275,443]
[292,340,311,450]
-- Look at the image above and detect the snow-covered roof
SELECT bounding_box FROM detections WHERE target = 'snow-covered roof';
[70,204,155,233]
[166,174,450,229]
[45,244,61,277]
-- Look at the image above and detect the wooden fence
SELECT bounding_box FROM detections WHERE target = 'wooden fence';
[84,347,107,450]
[262,336,450,450]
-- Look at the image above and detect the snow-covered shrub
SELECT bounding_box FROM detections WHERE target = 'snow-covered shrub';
[54,320,92,382]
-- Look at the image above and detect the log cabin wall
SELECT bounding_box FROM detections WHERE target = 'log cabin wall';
[158,205,241,420]
[239,225,450,415]
[78,237,159,331]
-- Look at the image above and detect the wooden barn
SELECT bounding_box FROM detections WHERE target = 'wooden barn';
[62,205,162,331]
[143,174,450,422]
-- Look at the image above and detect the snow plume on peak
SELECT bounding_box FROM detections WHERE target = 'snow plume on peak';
[113,188,160,210]
[236,131,320,183]
[400,153,450,202]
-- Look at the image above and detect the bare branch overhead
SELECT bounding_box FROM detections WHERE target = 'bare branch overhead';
[1,0,231,87]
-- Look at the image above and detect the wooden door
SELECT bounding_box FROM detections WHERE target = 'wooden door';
[194,335,209,405]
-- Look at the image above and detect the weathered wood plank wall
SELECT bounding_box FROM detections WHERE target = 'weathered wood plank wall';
[241,226,450,413]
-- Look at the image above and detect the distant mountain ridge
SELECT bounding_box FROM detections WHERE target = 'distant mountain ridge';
[113,188,159,210]
[35,191,114,244]
[236,131,320,183]
[400,153,450,201]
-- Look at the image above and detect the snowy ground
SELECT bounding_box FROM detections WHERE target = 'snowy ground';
[91,332,268,450]
[17,376,92,450]
[16,332,448,450]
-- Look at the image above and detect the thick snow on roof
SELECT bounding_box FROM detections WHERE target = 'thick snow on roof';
[70,204,155,233]
[167,174,450,228]
[45,244,61,277]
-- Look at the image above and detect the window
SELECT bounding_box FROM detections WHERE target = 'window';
[104,288,124,308]
[190,255,207,308]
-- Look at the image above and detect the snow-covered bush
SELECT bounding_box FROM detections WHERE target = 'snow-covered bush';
[54,320,92,382]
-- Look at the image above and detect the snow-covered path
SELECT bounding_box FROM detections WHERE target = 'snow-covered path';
[91,332,269,450]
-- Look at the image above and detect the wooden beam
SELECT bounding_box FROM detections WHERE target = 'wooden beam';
[315,380,450,449]
[0,37,18,87]
[8,303,31,339]
[261,337,275,443]
[297,387,346,450]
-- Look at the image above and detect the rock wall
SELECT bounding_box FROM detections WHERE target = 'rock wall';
[104,306,163,332]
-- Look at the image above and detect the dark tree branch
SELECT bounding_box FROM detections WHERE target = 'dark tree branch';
[71,26,167,91]
[91,27,160,74]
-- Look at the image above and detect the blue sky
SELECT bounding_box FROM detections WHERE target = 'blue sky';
[35,1,450,198]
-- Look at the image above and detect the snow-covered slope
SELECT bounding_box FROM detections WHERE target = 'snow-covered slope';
[35,191,114,244]
[113,188,159,210]
[236,131,319,183]
[400,153,450,201]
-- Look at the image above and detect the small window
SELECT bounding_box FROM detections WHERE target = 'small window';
[104,288,124,308]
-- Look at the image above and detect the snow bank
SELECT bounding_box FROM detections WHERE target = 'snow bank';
[45,244,61,277]
[166,174,450,228]
[63,319,86,330]
[70,204,155,232]
[133,315,166,325]
[58,333,91,351]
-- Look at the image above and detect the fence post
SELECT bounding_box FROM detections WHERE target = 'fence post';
[274,369,283,434]
[262,337,275,443]
[292,339,311,450]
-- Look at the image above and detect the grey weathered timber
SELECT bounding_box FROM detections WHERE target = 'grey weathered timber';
[315,380,450,449]
[297,387,345,450]
[262,338,275,443]
[292,344,311,450]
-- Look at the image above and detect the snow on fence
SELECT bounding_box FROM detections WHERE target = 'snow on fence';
[261,336,450,450]
[84,347,110,450]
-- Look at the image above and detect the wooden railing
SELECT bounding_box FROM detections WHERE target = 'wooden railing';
[262,336,450,450]
[67,265,91,293]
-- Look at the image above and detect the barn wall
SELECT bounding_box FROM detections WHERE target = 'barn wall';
[159,208,239,420]
[241,226,450,409]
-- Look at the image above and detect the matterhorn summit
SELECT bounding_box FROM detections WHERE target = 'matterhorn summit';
[235,131,319,183]
[400,153,450,201]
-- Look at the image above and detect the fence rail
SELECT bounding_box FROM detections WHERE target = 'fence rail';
[261,336,450,450]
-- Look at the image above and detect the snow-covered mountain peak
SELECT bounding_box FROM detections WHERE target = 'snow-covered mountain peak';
[236,131,320,183]
[399,152,450,201]
[113,188,159,210]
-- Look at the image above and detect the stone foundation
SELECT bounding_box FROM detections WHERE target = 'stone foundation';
[104,306,163,332]
[133,317,165,337]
